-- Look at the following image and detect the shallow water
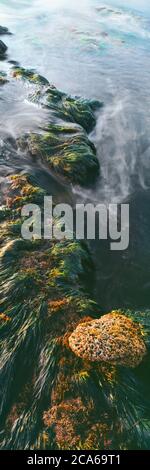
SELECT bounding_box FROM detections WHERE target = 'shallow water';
[0,0,150,310]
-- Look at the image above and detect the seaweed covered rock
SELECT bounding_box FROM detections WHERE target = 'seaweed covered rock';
[69,312,147,367]
[0,40,7,57]
[38,88,101,133]
[12,66,102,133]
[11,66,100,185]
[12,67,49,86]
[1,176,150,450]
[0,172,96,449]
[18,126,99,185]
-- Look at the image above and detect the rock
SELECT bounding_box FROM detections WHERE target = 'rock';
[0,77,7,85]
[0,75,8,85]
[69,312,147,367]
[17,127,99,186]
[0,72,8,85]
[11,66,100,185]
[0,40,7,56]
[0,26,11,36]
[12,67,49,86]
[12,66,103,133]
[8,60,20,66]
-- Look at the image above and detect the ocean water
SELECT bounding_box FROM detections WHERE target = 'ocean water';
[0,0,150,310]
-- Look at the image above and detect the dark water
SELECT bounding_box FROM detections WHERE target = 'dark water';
[0,0,150,311]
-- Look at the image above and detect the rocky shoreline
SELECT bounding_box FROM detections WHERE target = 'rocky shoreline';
[0,27,150,450]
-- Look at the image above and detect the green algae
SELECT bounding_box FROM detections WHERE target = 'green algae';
[17,127,99,185]
[1,174,150,450]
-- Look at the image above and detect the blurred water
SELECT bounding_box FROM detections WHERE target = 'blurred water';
[0,0,150,200]
[0,0,150,98]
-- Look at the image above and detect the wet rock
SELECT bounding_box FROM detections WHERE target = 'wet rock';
[0,40,7,57]
[12,67,49,86]
[69,311,147,367]
[8,60,20,66]
[0,72,8,85]
[0,26,12,36]
[0,77,7,85]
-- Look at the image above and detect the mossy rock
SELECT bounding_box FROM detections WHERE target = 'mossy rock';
[69,312,147,367]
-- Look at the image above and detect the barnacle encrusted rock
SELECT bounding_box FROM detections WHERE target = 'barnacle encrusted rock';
[69,312,147,367]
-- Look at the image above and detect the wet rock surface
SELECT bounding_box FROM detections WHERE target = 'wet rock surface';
[0,40,7,57]
[0,26,11,36]
[0,72,8,85]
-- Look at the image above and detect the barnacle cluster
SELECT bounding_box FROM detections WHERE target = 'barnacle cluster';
[69,312,147,367]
